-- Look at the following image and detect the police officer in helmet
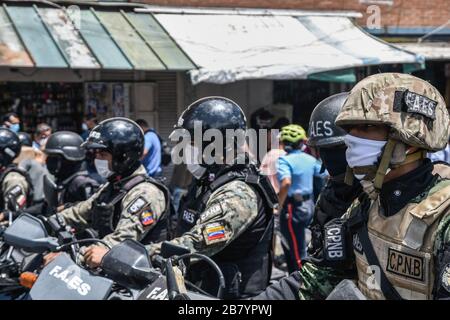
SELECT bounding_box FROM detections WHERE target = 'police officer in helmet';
[44,118,171,268]
[0,128,33,222]
[44,131,100,209]
[306,92,362,264]
[146,96,278,299]
[253,73,450,300]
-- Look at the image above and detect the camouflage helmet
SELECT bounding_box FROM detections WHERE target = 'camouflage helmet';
[335,73,449,152]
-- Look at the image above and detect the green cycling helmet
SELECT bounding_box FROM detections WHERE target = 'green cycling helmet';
[280,124,307,144]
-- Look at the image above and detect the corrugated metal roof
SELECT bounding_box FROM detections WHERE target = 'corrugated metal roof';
[0,4,195,70]
[0,6,33,67]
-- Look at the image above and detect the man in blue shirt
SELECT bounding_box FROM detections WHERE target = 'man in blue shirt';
[136,119,162,178]
[277,124,326,273]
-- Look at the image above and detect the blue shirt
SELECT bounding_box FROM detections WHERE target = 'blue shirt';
[277,149,326,197]
[427,143,450,164]
[142,130,162,177]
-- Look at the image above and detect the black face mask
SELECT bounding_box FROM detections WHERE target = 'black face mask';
[47,156,83,182]
[46,156,62,177]
[318,146,348,177]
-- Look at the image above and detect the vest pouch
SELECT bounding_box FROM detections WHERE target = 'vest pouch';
[218,262,242,299]
[321,218,355,269]
[91,201,115,238]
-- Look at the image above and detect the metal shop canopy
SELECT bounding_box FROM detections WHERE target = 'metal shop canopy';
[153,14,424,84]
[0,4,195,70]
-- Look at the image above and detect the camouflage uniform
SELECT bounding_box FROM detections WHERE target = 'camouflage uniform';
[59,165,166,247]
[1,168,30,211]
[146,180,258,256]
[254,73,450,300]
[147,163,276,299]
[305,73,450,300]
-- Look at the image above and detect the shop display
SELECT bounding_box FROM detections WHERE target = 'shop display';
[0,82,83,133]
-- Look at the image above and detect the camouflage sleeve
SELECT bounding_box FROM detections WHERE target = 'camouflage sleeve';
[433,211,450,299]
[251,263,353,300]
[297,262,353,299]
[102,182,166,247]
[146,180,258,257]
[58,184,107,230]
[2,172,29,209]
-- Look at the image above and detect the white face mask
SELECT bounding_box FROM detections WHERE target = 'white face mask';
[39,137,48,147]
[184,145,206,180]
[94,159,113,178]
[344,134,387,180]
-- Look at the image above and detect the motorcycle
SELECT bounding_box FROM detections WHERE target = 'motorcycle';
[2,213,224,300]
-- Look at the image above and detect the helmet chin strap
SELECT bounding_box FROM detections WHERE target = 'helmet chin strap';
[344,139,426,199]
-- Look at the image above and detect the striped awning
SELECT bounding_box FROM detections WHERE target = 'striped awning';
[0,4,195,70]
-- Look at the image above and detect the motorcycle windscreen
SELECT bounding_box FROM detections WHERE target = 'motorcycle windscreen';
[137,275,168,300]
[29,253,113,300]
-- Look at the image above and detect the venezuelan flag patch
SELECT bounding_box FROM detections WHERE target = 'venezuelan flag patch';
[140,210,155,226]
[203,222,228,245]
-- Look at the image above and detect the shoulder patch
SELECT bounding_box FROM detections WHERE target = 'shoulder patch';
[127,196,148,214]
[441,263,450,293]
[140,209,155,226]
[200,203,226,222]
[203,221,228,245]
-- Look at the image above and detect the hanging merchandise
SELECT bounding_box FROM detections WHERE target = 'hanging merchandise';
[0,82,83,133]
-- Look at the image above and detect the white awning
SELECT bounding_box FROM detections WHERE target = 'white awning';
[154,14,424,84]
[395,42,450,61]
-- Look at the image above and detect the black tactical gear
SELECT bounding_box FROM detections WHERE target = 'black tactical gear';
[0,128,21,167]
[91,174,170,244]
[59,170,99,205]
[82,118,144,177]
[177,164,278,299]
[307,92,349,148]
[306,92,362,269]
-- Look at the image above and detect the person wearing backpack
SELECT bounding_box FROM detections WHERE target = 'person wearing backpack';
[136,119,163,178]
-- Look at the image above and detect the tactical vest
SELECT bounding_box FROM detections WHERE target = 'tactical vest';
[59,171,97,205]
[0,165,34,210]
[353,180,450,300]
[91,174,171,244]
[177,165,278,299]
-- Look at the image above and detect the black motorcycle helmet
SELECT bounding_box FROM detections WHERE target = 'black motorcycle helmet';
[171,96,248,178]
[82,117,144,177]
[0,128,21,167]
[175,96,247,135]
[307,92,349,177]
[45,131,86,179]
[307,92,349,148]
[17,132,32,147]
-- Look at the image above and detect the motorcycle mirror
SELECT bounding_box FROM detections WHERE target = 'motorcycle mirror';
[43,174,58,209]
[102,239,154,289]
[3,213,59,253]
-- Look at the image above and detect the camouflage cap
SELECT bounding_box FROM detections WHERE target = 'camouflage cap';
[335,73,450,151]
